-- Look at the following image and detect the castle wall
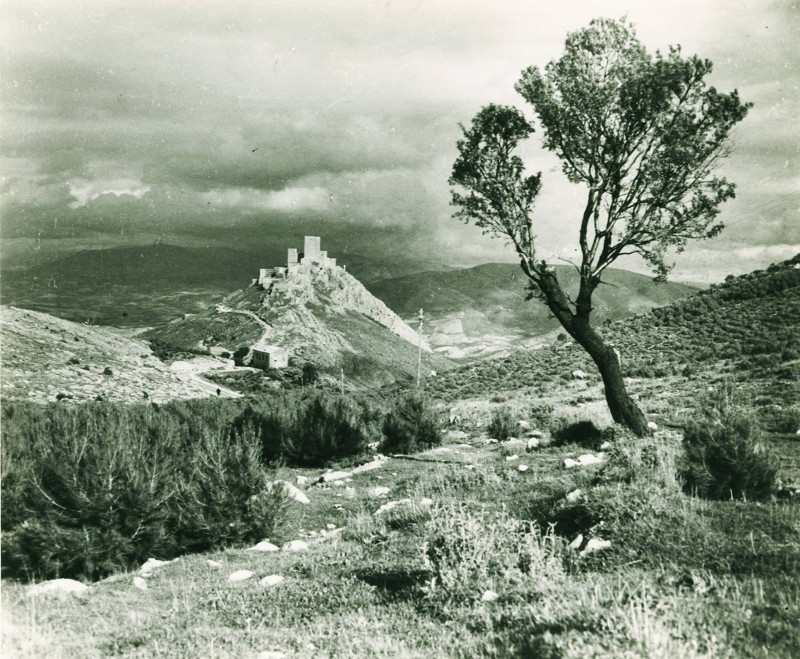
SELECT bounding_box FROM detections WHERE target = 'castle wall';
[304,236,321,261]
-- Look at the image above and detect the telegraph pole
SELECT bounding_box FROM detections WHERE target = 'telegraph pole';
[416,308,424,390]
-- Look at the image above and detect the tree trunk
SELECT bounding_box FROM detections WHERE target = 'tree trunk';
[571,318,650,437]
[535,268,650,437]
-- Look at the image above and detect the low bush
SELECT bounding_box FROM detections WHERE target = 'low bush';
[1,400,292,582]
[235,391,380,467]
[679,386,777,500]
[549,418,606,449]
[381,394,443,454]
[487,406,516,441]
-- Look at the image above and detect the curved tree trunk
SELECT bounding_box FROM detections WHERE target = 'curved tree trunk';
[570,318,649,436]
[535,267,650,437]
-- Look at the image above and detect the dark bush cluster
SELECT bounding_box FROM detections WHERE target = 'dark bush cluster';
[487,406,516,441]
[381,394,443,454]
[1,399,292,582]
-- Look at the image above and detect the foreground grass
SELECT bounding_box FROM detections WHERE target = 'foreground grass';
[4,426,799,658]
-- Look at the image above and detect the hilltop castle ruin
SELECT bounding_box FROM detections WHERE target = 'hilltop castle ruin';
[253,236,338,291]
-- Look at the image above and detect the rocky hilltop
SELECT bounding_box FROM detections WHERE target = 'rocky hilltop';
[0,306,226,404]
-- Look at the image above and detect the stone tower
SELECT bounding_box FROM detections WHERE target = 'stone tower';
[304,236,321,262]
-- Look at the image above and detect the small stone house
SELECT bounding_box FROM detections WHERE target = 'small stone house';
[251,342,290,369]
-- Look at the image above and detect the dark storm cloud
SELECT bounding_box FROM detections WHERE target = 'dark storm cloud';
[2,0,797,280]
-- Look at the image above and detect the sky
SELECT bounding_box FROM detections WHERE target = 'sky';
[2,0,798,282]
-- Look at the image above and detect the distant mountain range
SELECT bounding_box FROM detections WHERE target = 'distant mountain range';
[365,263,699,358]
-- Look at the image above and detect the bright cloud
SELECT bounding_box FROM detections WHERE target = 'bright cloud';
[68,178,151,209]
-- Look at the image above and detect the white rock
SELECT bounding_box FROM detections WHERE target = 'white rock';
[132,577,148,591]
[481,590,499,602]
[569,534,584,550]
[420,497,434,507]
[526,437,540,451]
[318,470,352,483]
[352,457,388,474]
[139,557,176,577]
[517,464,529,472]
[528,430,544,438]
[228,570,255,583]
[369,486,391,497]
[647,421,658,431]
[326,523,337,530]
[282,540,309,552]
[485,438,499,444]
[518,420,530,430]
[564,458,581,469]
[27,579,89,598]
[455,443,474,449]
[566,488,583,502]
[207,560,222,568]
[374,499,411,516]
[577,453,604,466]
[504,437,526,446]
[260,575,284,587]
[248,541,280,552]
[572,369,587,379]
[581,538,612,555]
[600,441,612,450]
[296,475,309,486]
[505,454,519,461]
[270,481,310,505]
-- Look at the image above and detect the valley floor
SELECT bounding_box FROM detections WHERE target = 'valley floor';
[4,418,799,658]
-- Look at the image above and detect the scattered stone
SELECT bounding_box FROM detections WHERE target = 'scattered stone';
[248,541,280,552]
[647,421,658,431]
[139,557,177,577]
[369,486,391,498]
[517,464,529,472]
[576,453,604,466]
[526,437,540,451]
[132,577,148,591]
[228,570,255,583]
[485,438,499,444]
[504,437,526,447]
[420,497,434,507]
[528,430,544,438]
[374,499,411,516]
[569,534,584,550]
[600,441,612,450]
[481,590,499,602]
[260,575,284,587]
[317,470,352,484]
[455,443,474,450]
[296,475,309,486]
[282,540,309,552]
[564,458,581,469]
[581,538,612,555]
[27,579,89,598]
[566,488,583,502]
[465,464,476,470]
[572,369,587,379]
[518,420,530,430]
[326,523,337,530]
[269,480,310,504]
[207,560,222,568]
[505,454,519,461]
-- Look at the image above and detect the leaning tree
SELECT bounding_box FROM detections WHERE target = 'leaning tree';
[450,18,751,435]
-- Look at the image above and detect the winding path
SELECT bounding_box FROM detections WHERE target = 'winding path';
[215,305,272,345]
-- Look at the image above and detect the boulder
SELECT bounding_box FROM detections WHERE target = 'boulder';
[577,453,604,466]
[228,570,255,583]
[528,430,544,438]
[504,437,526,447]
[207,560,222,568]
[374,499,410,516]
[569,534,584,550]
[296,475,309,486]
[270,480,310,505]
[647,421,658,431]
[132,577,148,591]
[526,437,540,451]
[139,557,177,577]
[517,464,529,472]
[566,488,583,503]
[505,454,519,461]
[282,540,309,552]
[481,590,499,602]
[260,575,285,587]
[248,541,280,552]
[27,579,89,598]
[369,486,391,498]
[564,458,580,468]
[352,457,388,474]
[580,538,612,556]
[572,369,587,379]
[518,420,530,430]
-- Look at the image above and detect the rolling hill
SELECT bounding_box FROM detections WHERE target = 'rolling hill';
[366,263,699,358]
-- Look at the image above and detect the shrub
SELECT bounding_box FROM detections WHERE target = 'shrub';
[1,400,292,582]
[549,418,605,449]
[422,504,563,605]
[381,394,443,454]
[680,405,777,501]
[234,391,379,467]
[487,406,516,441]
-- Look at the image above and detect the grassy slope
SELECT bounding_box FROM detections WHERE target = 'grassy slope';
[3,426,798,657]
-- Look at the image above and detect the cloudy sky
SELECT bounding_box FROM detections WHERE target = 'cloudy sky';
[2,0,798,282]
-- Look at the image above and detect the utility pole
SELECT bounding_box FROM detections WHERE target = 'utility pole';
[416,308,424,391]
